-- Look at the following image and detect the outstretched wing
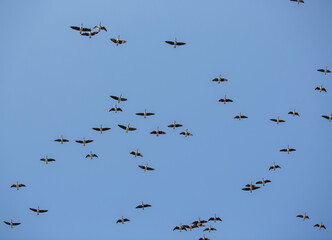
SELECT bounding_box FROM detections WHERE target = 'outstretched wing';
[165,41,174,45]
[110,95,119,101]
[118,124,127,130]
[101,26,107,32]
[176,42,186,46]
[128,127,136,131]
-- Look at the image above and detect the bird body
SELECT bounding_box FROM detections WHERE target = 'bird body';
[40,155,55,164]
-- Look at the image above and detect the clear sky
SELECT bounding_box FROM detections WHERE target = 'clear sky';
[1,0,331,239]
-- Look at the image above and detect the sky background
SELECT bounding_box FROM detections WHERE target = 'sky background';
[0,0,332,239]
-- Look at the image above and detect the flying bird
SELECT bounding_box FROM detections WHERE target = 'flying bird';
[150,127,166,136]
[81,31,98,39]
[75,137,93,147]
[11,182,26,190]
[317,67,331,75]
[203,225,217,232]
[136,201,151,210]
[116,216,130,224]
[256,178,271,187]
[192,217,207,227]
[180,129,193,137]
[315,85,327,93]
[242,182,260,193]
[199,234,210,240]
[29,207,48,215]
[3,220,21,228]
[269,162,281,171]
[322,114,332,122]
[110,35,126,46]
[270,117,285,124]
[234,113,248,120]
[110,94,127,103]
[168,121,183,129]
[138,164,155,172]
[130,149,143,158]
[219,95,233,104]
[187,224,199,231]
[85,151,98,160]
[208,214,222,223]
[54,136,69,144]
[314,223,326,230]
[296,213,309,221]
[288,109,300,117]
[290,0,304,4]
[118,124,136,133]
[70,24,91,34]
[280,145,296,154]
[93,22,107,32]
[212,74,228,84]
[40,155,56,164]
[165,38,186,48]
[109,105,123,113]
[92,125,111,134]
[173,224,189,232]
[136,109,155,119]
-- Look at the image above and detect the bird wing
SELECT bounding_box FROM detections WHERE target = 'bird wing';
[180,132,185,135]
[173,226,179,231]
[256,181,262,184]
[327,70,331,73]
[242,187,250,191]
[322,225,326,229]
[279,120,285,122]
[101,128,111,131]
[138,165,145,169]
[150,131,157,134]
[48,158,55,161]
[85,140,93,143]
[144,204,151,207]
[159,131,166,134]
[317,69,324,72]
[92,154,98,158]
[276,165,281,168]
[269,166,273,170]
[91,32,98,36]
[121,97,127,101]
[101,26,107,31]
[124,218,130,222]
[322,115,329,119]
[70,26,80,30]
[147,167,155,171]
[165,41,174,45]
[85,154,90,158]
[242,116,248,118]
[119,40,126,44]
[12,222,21,226]
[212,78,218,82]
[136,113,144,116]
[289,149,296,151]
[252,186,260,190]
[19,184,26,187]
[81,33,89,36]
[314,224,319,227]
[203,228,208,231]
[296,215,303,218]
[234,116,240,119]
[76,140,83,143]
[146,113,155,116]
[175,124,183,127]
[54,139,61,142]
[280,149,287,152]
[109,108,115,112]
[92,128,100,131]
[3,221,10,225]
[128,127,136,131]
[216,217,222,221]
[39,210,48,213]
[226,99,233,102]
[136,205,142,209]
[265,180,271,183]
[110,38,117,43]
[118,124,127,130]
[10,184,16,188]
[118,108,123,111]
[270,119,277,122]
[30,208,37,212]
[176,42,186,45]
[322,88,327,92]
[116,219,121,223]
[82,28,91,31]
[110,95,119,100]
[315,87,320,90]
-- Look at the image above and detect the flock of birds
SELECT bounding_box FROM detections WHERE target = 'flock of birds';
[4,1,330,239]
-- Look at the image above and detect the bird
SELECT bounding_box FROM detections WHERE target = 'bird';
[288,109,300,117]
[192,217,207,227]
[110,94,127,103]
[11,182,26,190]
[317,67,331,75]
[168,121,183,129]
[138,164,155,172]
[136,109,155,119]
[242,182,260,193]
[280,145,296,154]
[234,113,248,120]
[75,137,93,147]
[40,155,56,164]
[270,116,285,124]
[110,35,126,46]
[315,85,327,93]
[218,95,233,104]
[208,214,222,223]
[290,0,304,4]
[3,220,21,228]
[150,127,166,136]
[85,151,98,160]
[136,201,151,210]
[92,125,111,134]
[212,74,228,84]
[118,124,136,133]
[322,114,332,122]
[29,207,48,215]
[256,178,271,187]
[54,136,69,144]
[187,224,199,231]
[116,216,130,224]
[199,234,210,240]
[314,223,326,230]
[109,105,123,113]
[173,224,189,232]
[296,213,309,221]
[180,129,193,137]
[165,38,186,48]
[203,225,217,232]
[70,24,91,34]
[130,149,143,158]
[93,22,107,32]
[81,31,98,39]
[269,162,281,171]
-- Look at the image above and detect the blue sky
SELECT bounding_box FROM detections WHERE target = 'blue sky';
[1,0,331,239]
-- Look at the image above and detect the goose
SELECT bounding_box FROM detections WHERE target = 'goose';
[256,178,271,187]
[192,217,207,227]
[85,151,98,159]
[234,113,248,120]
[288,109,300,117]
[109,105,123,113]
[29,207,48,215]
[270,116,285,124]
[208,214,222,223]
[203,225,217,232]
[138,164,155,172]
[199,234,210,240]
[135,201,151,210]
[116,216,130,224]
[322,114,332,122]
[315,85,327,93]
[187,224,199,231]
[3,220,21,228]
[242,182,260,193]
[136,109,155,119]
[110,35,126,46]
[118,124,136,133]
[180,129,193,137]
[40,155,56,164]
[54,136,69,144]
[296,213,309,221]
[92,125,111,134]
[173,224,189,232]
[150,127,166,136]
[11,182,26,190]
[269,162,281,171]
[110,94,127,103]
[130,149,143,158]
[70,24,91,34]
[75,137,93,147]
[168,121,183,129]
[81,31,98,38]
[290,0,304,4]
[314,223,326,230]
[218,95,233,104]
[93,22,107,32]
[165,38,186,48]
[212,74,228,84]
[280,145,296,154]
[317,67,331,75]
